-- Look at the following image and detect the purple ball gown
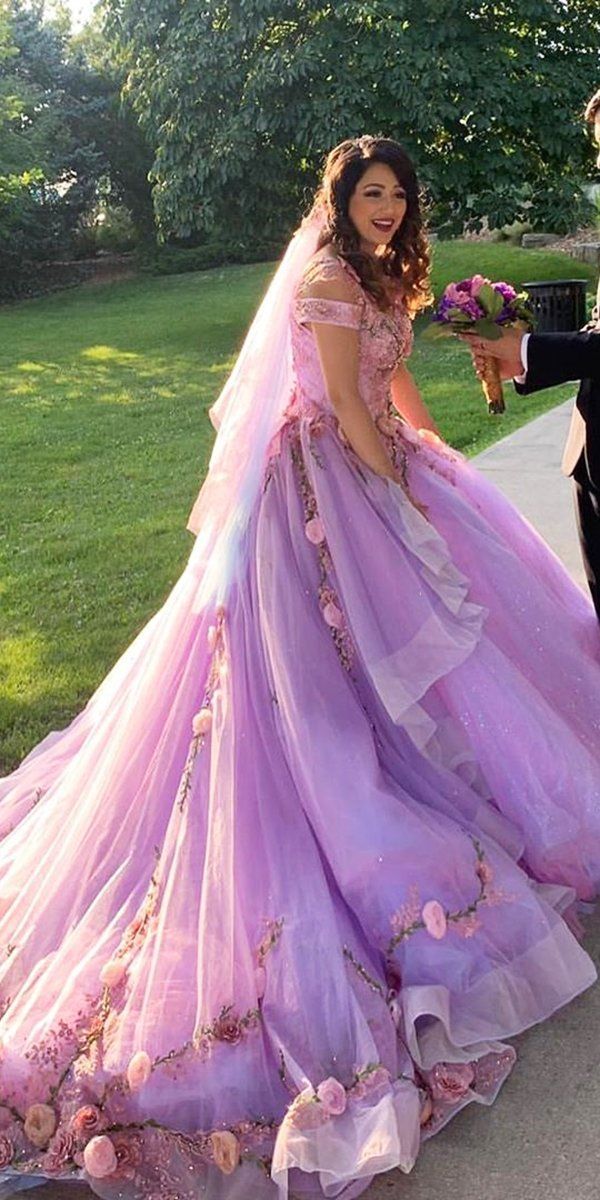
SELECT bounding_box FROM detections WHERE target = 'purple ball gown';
[1,251,600,1200]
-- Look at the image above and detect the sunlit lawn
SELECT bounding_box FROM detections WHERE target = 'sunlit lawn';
[1,243,596,770]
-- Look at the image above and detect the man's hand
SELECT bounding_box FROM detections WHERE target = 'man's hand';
[461,326,526,381]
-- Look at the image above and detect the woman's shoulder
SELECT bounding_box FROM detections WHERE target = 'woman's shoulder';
[297,249,362,304]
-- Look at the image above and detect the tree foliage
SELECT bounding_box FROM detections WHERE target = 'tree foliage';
[0,0,154,290]
[103,0,600,239]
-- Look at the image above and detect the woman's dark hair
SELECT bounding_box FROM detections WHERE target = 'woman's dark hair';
[310,136,432,315]
[584,88,600,125]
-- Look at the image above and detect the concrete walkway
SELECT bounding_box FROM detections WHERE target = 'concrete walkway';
[472,397,588,593]
[6,400,600,1200]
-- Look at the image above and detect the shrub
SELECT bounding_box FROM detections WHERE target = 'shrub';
[136,238,284,276]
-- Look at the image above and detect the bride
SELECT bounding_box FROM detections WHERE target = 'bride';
[1,135,600,1200]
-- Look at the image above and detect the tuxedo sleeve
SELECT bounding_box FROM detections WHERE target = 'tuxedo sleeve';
[514,331,600,395]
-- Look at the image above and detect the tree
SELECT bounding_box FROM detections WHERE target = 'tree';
[73,9,155,238]
[0,0,154,292]
[102,0,600,239]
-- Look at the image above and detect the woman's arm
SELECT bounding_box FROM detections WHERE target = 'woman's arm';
[312,324,399,481]
[390,362,441,436]
[305,276,399,482]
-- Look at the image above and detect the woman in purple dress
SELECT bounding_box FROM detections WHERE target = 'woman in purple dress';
[1,136,600,1200]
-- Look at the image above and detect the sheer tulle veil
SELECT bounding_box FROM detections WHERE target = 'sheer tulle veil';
[185,204,326,610]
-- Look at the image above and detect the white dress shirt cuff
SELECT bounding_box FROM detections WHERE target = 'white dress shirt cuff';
[513,333,530,384]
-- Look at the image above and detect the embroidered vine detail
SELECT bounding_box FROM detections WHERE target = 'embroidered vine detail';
[92,845,163,1020]
[0,1043,514,1185]
[22,846,165,1113]
[194,1004,261,1055]
[256,917,284,966]
[290,435,355,672]
[387,838,505,956]
[375,411,412,492]
[254,915,284,999]
[29,786,45,811]
[278,1050,296,1096]
[342,945,385,997]
[177,605,227,813]
[262,462,276,493]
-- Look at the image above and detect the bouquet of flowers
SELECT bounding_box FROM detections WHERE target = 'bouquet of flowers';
[424,276,533,413]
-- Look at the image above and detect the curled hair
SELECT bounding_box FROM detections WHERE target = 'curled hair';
[584,88,600,125]
[309,136,432,316]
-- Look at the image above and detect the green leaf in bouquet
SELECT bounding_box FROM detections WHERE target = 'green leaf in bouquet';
[445,309,473,324]
[469,317,503,339]
[422,321,455,341]
[477,284,504,320]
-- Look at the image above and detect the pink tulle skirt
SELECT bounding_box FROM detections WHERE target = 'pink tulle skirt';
[0,412,599,1199]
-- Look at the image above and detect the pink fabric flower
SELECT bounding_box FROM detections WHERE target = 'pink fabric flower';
[42,1128,76,1173]
[430,1061,475,1102]
[213,1012,243,1044]
[207,625,217,650]
[422,900,447,939]
[24,1103,57,1149]
[305,516,325,545]
[0,1134,13,1168]
[83,1134,118,1178]
[111,1132,143,1179]
[192,708,213,736]
[210,1130,240,1175]
[476,859,493,885]
[349,1080,367,1101]
[290,1093,329,1131]
[362,1066,391,1094]
[100,958,126,988]
[316,1076,347,1115]
[71,1105,103,1139]
[322,601,344,629]
[126,1049,152,1091]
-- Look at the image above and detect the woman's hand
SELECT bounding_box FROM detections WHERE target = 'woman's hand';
[386,469,429,519]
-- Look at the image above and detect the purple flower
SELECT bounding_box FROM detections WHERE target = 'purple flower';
[494,281,517,303]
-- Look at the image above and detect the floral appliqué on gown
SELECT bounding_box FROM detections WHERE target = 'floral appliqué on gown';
[0,250,600,1200]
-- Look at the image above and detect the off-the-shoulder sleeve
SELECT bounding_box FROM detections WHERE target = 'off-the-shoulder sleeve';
[295,255,362,329]
[294,295,362,329]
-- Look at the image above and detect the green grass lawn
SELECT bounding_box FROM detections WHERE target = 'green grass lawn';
[1,242,597,771]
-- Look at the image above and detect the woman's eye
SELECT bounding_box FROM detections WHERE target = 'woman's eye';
[364,191,406,199]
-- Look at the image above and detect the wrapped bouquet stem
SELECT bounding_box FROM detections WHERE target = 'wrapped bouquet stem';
[479,353,504,415]
[424,275,533,415]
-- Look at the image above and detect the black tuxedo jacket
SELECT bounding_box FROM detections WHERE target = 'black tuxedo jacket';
[514,326,600,487]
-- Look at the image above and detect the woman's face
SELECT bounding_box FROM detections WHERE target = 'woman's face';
[347,161,408,254]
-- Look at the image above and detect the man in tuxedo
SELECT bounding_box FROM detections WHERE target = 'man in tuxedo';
[467,88,600,617]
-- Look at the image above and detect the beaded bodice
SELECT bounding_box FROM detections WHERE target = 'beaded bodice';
[289,252,414,419]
